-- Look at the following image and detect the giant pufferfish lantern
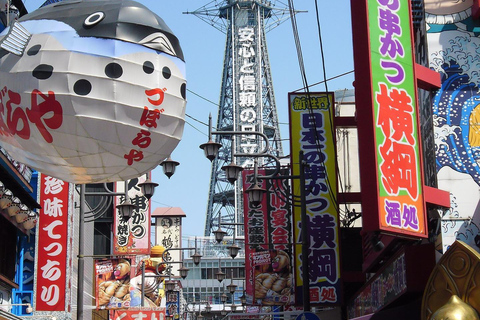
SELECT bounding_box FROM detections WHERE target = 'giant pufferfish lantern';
[0,0,186,183]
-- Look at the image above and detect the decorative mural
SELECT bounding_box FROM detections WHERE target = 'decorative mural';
[426,0,480,253]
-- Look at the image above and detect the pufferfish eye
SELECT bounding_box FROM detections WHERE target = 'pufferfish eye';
[84,11,105,28]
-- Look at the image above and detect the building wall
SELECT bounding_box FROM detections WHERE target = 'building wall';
[335,89,362,228]
[0,150,39,317]
[179,237,245,307]
[181,258,245,306]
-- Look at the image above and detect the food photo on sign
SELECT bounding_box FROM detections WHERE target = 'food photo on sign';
[95,250,168,310]
[252,249,293,306]
[95,258,133,310]
[0,0,186,184]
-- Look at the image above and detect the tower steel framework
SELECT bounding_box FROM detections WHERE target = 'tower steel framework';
[188,1,291,237]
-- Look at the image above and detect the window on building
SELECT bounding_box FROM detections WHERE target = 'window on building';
[87,183,114,255]
[0,215,18,281]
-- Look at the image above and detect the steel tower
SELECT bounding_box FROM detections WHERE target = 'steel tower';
[188,1,289,237]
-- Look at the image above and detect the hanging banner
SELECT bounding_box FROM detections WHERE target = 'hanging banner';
[155,212,183,276]
[35,174,72,311]
[243,168,294,306]
[288,92,340,305]
[113,174,151,255]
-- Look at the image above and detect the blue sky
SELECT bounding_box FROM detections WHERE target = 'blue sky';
[22,0,354,239]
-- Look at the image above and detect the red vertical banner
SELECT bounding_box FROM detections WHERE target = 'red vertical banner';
[243,169,269,305]
[243,168,294,306]
[35,174,71,311]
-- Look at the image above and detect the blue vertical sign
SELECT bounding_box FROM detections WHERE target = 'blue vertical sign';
[166,290,180,318]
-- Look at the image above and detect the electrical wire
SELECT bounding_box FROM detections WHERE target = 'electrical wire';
[292,70,354,93]
[287,0,339,213]
[312,0,339,210]
[182,88,218,136]
[187,88,220,108]
[185,118,208,136]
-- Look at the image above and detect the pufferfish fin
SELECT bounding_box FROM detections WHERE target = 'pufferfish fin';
[0,21,31,56]
[139,32,177,57]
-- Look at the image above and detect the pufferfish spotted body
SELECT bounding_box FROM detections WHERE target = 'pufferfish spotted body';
[0,0,186,183]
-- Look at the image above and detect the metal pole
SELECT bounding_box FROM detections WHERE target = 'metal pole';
[141,262,145,307]
[299,150,310,311]
[77,184,85,319]
[74,180,136,319]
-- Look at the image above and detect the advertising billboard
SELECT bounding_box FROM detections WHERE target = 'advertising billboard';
[243,168,294,306]
[112,309,166,320]
[96,258,133,310]
[95,256,165,310]
[425,0,480,253]
[288,92,340,305]
[351,0,427,238]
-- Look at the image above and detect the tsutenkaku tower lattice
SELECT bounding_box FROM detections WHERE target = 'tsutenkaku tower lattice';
[188,1,290,237]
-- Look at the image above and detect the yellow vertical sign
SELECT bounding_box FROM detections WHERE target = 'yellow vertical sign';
[289,92,340,304]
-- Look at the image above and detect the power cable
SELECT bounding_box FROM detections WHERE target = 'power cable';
[292,70,354,93]
[287,0,339,212]
[312,0,339,210]
[187,88,219,107]
[185,118,208,136]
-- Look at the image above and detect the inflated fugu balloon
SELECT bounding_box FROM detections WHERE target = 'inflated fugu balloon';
[0,0,186,183]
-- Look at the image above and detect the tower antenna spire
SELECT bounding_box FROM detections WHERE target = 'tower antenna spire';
[190,0,296,237]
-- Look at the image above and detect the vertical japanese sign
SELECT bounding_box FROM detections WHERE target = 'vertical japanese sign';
[165,290,180,318]
[368,0,426,236]
[114,175,151,255]
[157,216,182,276]
[288,92,340,305]
[35,174,71,311]
[236,25,260,165]
[243,169,294,306]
